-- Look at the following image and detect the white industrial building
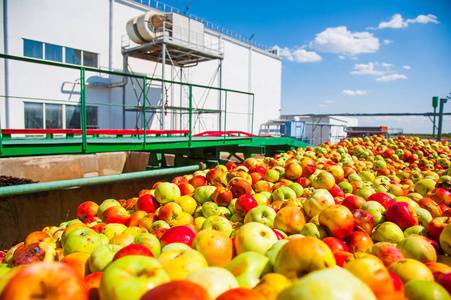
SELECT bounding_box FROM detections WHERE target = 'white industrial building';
[0,0,282,135]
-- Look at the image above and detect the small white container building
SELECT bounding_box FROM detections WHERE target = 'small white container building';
[0,0,282,135]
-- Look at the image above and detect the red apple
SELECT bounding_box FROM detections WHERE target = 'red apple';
[189,175,207,189]
[352,209,375,236]
[136,193,160,213]
[428,217,451,242]
[329,184,346,198]
[206,168,224,185]
[141,280,210,300]
[367,193,394,209]
[172,176,189,185]
[159,226,196,249]
[322,237,349,253]
[346,231,374,253]
[299,156,317,177]
[427,188,451,206]
[178,183,195,196]
[319,205,355,239]
[126,210,148,227]
[341,195,366,211]
[0,262,88,299]
[102,206,130,225]
[112,244,154,261]
[77,201,99,223]
[385,202,419,231]
[235,194,258,217]
[216,287,266,300]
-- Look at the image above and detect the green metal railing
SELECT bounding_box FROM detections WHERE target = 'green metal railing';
[0,53,255,154]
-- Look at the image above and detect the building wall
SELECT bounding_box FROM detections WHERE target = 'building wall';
[2,0,281,134]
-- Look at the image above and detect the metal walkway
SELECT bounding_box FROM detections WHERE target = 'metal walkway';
[0,129,311,167]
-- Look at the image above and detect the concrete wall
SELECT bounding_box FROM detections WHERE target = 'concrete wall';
[0,176,165,249]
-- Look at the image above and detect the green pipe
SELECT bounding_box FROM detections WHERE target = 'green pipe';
[0,164,202,197]
[142,76,147,149]
[80,68,87,152]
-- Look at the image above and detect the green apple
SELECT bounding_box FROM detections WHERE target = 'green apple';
[186,267,239,299]
[202,216,233,237]
[289,183,304,197]
[404,280,451,300]
[154,182,181,204]
[371,222,404,244]
[360,201,386,226]
[414,179,436,196]
[99,255,170,300]
[440,223,451,255]
[234,222,278,254]
[338,181,353,194]
[388,258,434,283]
[277,266,376,300]
[225,251,272,289]
[149,220,170,232]
[311,171,335,190]
[415,208,433,228]
[63,227,103,256]
[355,186,375,200]
[246,206,277,228]
[134,233,161,258]
[89,244,123,273]
[299,223,327,239]
[219,206,232,219]
[264,239,289,266]
[397,236,437,263]
[194,185,217,204]
[160,242,191,253]
[201,201,220,217]
[272,187,297,202]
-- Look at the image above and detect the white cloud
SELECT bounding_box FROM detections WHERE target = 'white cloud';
[342,89,367,96]
[324,100,337,103]
[351,62,385,76]
[276,46,322,63]
[319,104,327,108]
[403,65,411,70]
[309,26,380,55]
[339,55,346,60]
[407,14,439,24]
[351,62,408,82]
[383,40,394,45]
[376,74,408,82]
[375,14,439,29]
[378,14,408,29]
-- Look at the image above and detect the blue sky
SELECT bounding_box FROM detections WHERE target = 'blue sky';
[164,0,451,134]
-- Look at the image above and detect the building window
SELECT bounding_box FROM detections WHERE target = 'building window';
[83,51,98,68]
[45,43,63,62]
[45,104,63,129]
[66,105,99,129]
[23,39,98,68]
[66,105,81,129]
[86,106,99,128]
[24,102,44,129]
[24,40,43,59]
[65,48,82,65]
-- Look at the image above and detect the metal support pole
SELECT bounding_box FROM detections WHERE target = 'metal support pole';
[161,42,166,130]
[188,84,192,147]
[433,106,437,138]
[218,60,223,131]
[438,98,448,141]
[80,68,87,152]
[122,54,128,129]
[224,90,227,144]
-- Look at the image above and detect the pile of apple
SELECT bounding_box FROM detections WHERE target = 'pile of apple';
[3,135,451,299]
